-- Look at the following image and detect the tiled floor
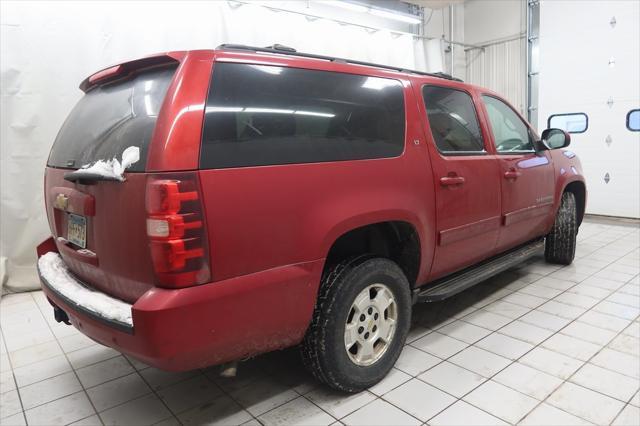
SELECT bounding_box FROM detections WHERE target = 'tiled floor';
[1,219,639,426]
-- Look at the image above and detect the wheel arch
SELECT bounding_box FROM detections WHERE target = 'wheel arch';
[563,180,586,226]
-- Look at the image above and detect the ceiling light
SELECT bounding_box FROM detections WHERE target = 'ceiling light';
[327,1,369,13]
[369,8,421,24]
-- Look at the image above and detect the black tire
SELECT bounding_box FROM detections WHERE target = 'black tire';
[545,191,577,265]
[301,255,412,393]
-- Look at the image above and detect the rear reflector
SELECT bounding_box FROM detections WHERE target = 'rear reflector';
[145,174,210,288]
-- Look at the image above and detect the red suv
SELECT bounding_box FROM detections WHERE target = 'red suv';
[37,45,586,392]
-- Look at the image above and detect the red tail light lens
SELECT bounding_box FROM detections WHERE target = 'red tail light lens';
[145,173,210,288]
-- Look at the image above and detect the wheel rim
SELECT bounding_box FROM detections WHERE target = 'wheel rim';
[344,283,397,366]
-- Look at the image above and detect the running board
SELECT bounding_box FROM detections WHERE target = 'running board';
[415,238,545,303]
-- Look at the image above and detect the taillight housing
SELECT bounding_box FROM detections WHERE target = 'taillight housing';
[145,173,210,288]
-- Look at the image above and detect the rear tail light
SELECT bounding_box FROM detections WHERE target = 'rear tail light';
[145,173,210,288]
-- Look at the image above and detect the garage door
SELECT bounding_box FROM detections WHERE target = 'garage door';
[537,0,640,218]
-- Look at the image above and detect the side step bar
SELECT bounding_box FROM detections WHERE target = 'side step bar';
[415,238,545,303]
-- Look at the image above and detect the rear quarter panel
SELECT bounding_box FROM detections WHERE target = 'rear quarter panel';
[198,73,436,286]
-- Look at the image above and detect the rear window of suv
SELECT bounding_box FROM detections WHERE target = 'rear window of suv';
[47,66,177,171]
[200,63,405,169]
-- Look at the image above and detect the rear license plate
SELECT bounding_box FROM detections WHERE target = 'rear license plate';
[67,214,87,248]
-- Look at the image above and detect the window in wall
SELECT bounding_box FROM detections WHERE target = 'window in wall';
[200,63,405,169]
[627,109,640,131]
[422,86,484,153]
[482,95,534,153]
[548,113,588,134]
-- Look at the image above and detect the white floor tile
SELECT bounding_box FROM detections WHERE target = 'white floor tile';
[158,375,223,415]
[609,334,640,357]
[99,393,172,425]
[178,394,252,426]
[19,371,82,410]
[537,300,586,320]
[612,404,640,426]
[475,333,534,360]
[519,310,571,332]
[560,321,617,345]
[139,367,199,392]
[570,363,639,403]
[383,378,455,422]
[257,395,335,426]
[12,354,72,388]
[483,300,530,320]
[0,370,16,393]
[499,320,554,345]
[590,348,640,379]
[66,345,120,370]
[418,361,485,398]
[306,388,376,419]
[437,320,492,344]
[448,346,511,378]
[462,310,512,331]
[463,380,538,424]
[342,398,420,426]
[411,332,468,359]
[547,382,625,425]
[1,389,22,419]
[24,391,95,426]
[393,345,441,376]
[429,400,507,426]
[8,340,63,369]
[86,372,151,412]
[76,356,134,388]
[519,347,584,380]
[578,310,631,332]
[368,368,411,396]
[541,333,602,362]
[69,414,103,425]
[0,412,27,426]
[493,362,563,400]
[519,402,593,425]
[593,301,640,320]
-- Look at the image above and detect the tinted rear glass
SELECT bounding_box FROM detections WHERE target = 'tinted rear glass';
[47,66,176,171]
[200,63,405,169]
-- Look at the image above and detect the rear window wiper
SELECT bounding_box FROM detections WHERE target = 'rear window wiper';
[64,170,122,183]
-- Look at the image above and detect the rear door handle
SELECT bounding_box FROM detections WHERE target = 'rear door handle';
[504,169,522,179]
[440,176,465,186]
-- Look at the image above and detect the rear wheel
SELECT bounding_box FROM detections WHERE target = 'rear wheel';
[301,256,411,392]
[545,191,577,265]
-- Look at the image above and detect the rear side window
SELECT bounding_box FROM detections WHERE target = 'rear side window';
[548,113,588,133]
[48,66,177,171]
[422,86,484,153]
[200,63,405,169]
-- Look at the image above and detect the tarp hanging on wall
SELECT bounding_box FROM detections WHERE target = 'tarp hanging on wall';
[0,1,443,294]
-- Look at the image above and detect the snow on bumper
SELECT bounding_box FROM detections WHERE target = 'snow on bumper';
[37,252,133,328]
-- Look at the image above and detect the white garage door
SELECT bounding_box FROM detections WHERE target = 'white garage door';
[538,0,640,218]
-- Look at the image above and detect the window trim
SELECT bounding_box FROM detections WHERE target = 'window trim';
[626,109,640,132]
[547,112,589,134]
[481,94,536,155]
[421,84,487,157]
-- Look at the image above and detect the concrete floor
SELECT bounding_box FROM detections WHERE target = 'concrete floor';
[1,219,639,426]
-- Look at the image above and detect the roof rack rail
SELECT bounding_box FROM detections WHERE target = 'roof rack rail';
[216,44,463,82]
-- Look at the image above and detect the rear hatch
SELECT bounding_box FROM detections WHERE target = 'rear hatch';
[45,60,179,303]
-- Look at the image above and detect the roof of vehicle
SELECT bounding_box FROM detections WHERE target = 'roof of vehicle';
[214,44,463,83]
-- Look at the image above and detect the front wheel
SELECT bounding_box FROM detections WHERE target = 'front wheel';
[545,191,577,265]
[301,256,412,392]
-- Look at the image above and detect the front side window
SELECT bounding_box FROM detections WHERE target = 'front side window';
[627,109,640,131]
[422,86,485,153]
[482,95,534,153]
[548,112,588,133]
[200,63,405,169]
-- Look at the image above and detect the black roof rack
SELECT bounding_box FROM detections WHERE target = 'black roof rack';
[216,44,463,82]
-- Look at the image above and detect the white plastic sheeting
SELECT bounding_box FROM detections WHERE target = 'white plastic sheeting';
[0,1,443,294]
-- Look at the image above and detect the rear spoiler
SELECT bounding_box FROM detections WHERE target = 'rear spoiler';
[79,53,182,92]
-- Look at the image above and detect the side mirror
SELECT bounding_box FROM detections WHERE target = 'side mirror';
[540,128,571,150]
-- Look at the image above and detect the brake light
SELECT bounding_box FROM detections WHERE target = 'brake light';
[145,173,210,288]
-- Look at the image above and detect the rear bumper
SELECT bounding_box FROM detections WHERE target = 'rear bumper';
[38,252,324,371]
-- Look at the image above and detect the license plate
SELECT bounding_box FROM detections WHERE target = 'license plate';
[67,214,87,248]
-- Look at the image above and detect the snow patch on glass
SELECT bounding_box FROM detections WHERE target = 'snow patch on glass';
[38,252,133,326]
[78,146,140,181]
